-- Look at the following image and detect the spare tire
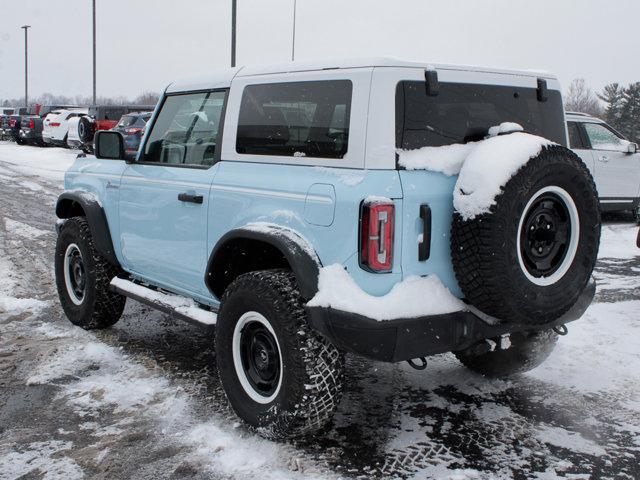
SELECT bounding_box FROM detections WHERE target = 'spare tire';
[451,145,600,325]
[78,116,95,144]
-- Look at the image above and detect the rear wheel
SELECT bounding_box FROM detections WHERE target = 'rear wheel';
[216,269,345,439]
[455,330,558,378]
[55,217,125,329]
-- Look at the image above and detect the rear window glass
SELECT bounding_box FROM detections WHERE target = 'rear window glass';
[396,81,567,150]
[236,80,352,159]
[117,116,136,127]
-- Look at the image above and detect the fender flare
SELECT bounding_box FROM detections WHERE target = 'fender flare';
[206,226,321,300]
[55,191,120,267]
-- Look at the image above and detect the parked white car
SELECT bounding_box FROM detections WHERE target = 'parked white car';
[43,109,88,147]
[566,112,640,217]
[67,113,86,148]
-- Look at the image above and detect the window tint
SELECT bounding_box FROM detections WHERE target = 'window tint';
[117,115,136,127]
[143,90,226,166]
[236,80,352,159]
[583,123,628,152]
[396,82,567,150]
[567,122,587,149]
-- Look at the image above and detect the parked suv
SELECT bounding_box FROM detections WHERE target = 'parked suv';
[74,105,154,153]
[566,112,640,218]
[111,111,152,159]
[19,115,45,146]
[55,59,600,439]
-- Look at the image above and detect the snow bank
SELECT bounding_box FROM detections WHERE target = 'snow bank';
[453,133,554,219]
[397,127,555,220]
[307,264,464,320]
[0,140,77,184]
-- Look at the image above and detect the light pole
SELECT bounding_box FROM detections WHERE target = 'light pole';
[21,25,30,108]
[291,0,296,61]
[92,0,96,105]
[231,0,237,67]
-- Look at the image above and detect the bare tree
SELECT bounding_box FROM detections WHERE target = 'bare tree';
[565,78,603,117]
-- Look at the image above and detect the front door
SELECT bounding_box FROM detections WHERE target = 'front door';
[582,122,640,204]
[118,89,227,297]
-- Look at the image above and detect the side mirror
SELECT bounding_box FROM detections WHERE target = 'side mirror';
[94,130,126,160]
[628,142,638,154]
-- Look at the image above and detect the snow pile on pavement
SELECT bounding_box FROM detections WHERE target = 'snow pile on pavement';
[0,440,84,480]
[24,322,334,479]
[0,141,77,183]
[397,127,555,220]
[307,264,464,320]
[598,223,639,259]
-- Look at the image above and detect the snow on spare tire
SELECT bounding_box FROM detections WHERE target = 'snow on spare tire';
[445,129,600,325]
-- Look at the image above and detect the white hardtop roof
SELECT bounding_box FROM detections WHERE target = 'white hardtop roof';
[166,57,557,93]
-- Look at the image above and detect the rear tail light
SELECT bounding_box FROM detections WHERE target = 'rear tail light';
[50,122,61,127]
[9,119,16,127]
[29,119,35,129]
[125,127,142,135]
[360,200,395,272]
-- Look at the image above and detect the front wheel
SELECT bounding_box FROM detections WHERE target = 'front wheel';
[55,217,125,329]
[455,330,558,378]
[216,270,345,439]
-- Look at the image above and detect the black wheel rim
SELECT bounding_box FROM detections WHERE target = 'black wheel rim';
[66,246,86,301]
[519,192,571,278]
[239,321,281,397]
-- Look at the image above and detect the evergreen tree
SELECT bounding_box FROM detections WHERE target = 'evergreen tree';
[620,82,640,143]
[598,83,625,131]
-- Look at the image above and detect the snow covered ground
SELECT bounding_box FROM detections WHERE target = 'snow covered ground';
[0,140,639,480]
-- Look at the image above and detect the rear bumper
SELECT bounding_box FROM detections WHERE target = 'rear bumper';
[307,278,595,362]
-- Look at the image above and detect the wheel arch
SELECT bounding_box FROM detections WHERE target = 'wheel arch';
[206,226,321,301]
[56,191,120,267]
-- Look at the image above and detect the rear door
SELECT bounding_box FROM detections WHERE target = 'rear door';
[582,122,640,203]
[118,89,227,299]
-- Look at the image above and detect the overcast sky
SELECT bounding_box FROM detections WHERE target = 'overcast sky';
[0,0,638,101]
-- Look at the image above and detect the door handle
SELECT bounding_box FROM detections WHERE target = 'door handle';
[178,193,203,204]
[418,204,431,261]
[598,155,609,163]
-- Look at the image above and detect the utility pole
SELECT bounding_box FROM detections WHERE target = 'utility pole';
[92,0,96,105]
[231,0,237,67]
[291,0,296,61]
[21,25,30,108]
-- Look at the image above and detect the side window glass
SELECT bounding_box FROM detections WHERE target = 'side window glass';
[567,122,586,149]
[236,80,352,159]
[143,90,226,166]
[584,123,627,152]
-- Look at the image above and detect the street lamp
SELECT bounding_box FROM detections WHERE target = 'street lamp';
[21,25,30,108]
[231,0,237,67]
[291,0,296,61]
[92,0,96,105]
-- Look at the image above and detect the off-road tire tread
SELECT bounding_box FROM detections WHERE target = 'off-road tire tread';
[455,330,558,378]
[217,269,345,439]
[55,217,125,329]
[451,146,600,325]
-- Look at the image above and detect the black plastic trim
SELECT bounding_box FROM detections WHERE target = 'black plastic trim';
[537,78,548,102]
[55,192,120,267]
[418,204,431,261]
[425,69,439,96]
[205,226,321,301]
[307,278,596,363]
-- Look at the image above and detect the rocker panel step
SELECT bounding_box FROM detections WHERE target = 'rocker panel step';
[110,277,218,328]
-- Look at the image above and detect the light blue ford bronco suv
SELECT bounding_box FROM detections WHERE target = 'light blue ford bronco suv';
[55,59,600,439]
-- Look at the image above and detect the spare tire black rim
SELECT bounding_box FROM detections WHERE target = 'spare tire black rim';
[517,186,580,286]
